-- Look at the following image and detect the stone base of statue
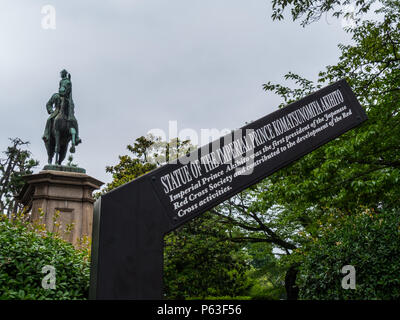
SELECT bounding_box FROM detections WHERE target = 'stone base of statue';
[42,164,86,174]
[17,167,103,245]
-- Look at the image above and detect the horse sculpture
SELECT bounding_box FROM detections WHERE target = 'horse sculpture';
[43,70,81,165]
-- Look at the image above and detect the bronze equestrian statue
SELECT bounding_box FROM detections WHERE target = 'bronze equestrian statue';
[43,69,82,165]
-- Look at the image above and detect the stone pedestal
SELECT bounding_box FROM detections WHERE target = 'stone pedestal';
[18,170,103,245]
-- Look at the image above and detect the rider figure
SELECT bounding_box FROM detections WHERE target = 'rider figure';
[42,69,81,146]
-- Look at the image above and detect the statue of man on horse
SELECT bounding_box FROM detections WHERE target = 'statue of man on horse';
[43,69,82,165]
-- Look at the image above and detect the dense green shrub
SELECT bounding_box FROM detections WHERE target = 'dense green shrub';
[0,215,90,300]
[296,208,400,300]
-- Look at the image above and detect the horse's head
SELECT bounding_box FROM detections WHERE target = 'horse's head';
[59,85,68,97]
[59,81,72,98]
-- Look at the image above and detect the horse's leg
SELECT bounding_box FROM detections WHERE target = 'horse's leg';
[70,127,76,153]
[45,141,52,164]
[59,142,68,165]
[49,141,55,164]
[45,120,54,164]
[55,129,60,165]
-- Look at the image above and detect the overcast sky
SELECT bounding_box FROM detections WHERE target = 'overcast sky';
[0,1,352,185]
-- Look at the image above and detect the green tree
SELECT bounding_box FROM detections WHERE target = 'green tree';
[104,135,193,192]
[253,0,400,298]
[0,138,38,217]
[208,184,300,299]
[262,1,400,222]
[245,242,286,300]
[164,213,252,299]
[270,0,382,26]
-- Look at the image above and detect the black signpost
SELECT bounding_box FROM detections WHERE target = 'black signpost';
[89,79,367,299]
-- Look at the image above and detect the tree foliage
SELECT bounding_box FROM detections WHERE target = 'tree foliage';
[0,138,38,217]
[164,213,252,299]
[259,0,400,298]
[104,135,193,192]
[262,0,400,219]
[271,0,380,26]
[245,242,286,299]
[296,208,400,299]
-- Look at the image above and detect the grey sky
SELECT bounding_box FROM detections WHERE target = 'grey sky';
[0,1,351,185]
